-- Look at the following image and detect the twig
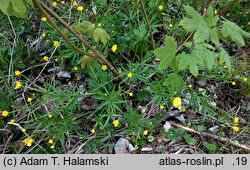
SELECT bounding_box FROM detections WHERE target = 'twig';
[218,0,239,16]
[35,0,120,78]
[169,121,250,152]
[139,0,155,50]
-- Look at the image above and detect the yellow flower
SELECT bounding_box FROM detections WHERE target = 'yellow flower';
[14,81,22,89]
[50,145,55,149]
[10,119,15,123]
[169,24,173,28]
[143,130,148,135]
[1,110,9,117]
[73,66,78,71]
[188,84,192,88]
[41,17,47,22]
[127,72,133,78]
[111,44,118,52]
[232,126,239,132]
[113,119,119,127]
[61,1,65,5]
[48,139,54,144]
[214,10,218,15]
[102,65,107,71]
[158,5,164,11]
[98,23,102,27]
[77,6,83,12]
[27,98,32,103]
[232,81,236,86]
[172,97,181,107]
[243,77,248,82]
[223,65,227,69]
[23,138,33,147]
[48,114,53,118]
[129,92,133,97]
[73,1,78,7]
[91,129,95,134]
[21,128,26,132]
[53,41,59,48]
[203,8,207,12]
[160,105,164,110]
[43,56,49,62]
[15,70,21,76]
[42,32,46,37]
[233,116,239,124]
[53,1,57,6]
[248,21,250,25]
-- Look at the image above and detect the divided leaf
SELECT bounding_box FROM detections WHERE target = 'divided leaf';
[220,21,250,46]
[178,53,200,77]
[219,48,232,71]
[93,28,110,44]
[0,0,32,18]
[72,21,95,36]
[163,73,185,93]
[154,36,177,70]
[179,6,210,43]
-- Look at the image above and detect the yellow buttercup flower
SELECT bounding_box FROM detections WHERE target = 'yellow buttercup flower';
[61,1,65,5]
[160,105,164,110]
[158,5,164,11]
[10,119,15,123]
[243,77,248,82]
[98,23,102,27]
[73,66,78,71]
[188,84,192,88]
[1,110,9,117]
[129,92,133,97]
[102,65,107,71]
[91,129,95,134]
[15,70,21,76]
[232,126,239,132]
[41,17,47,22]
[143,130,148,135]
[233,116,239,124]
[42,32,46,37]
[48,139,54,144]
[214,10,218,15]
[73,1,78,7]
[53,1,57,6]
[27,98,32,103]
[172,97,181,107]
[232,81,236,86]
[223,65,227,69]
[53,41,59,48]
[169,24,173,28]
[23,138,33,147]
[113,119,119,127]
[43,56,49,62]
[77,6,83,12]
[48,114,53,118]
[21,128,26,132]
[127,72,133,78]
[14,81,22,89]
[111,44,118,52]
[50,145,55,149]
[248,21,250,25]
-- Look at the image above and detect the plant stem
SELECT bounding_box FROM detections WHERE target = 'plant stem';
[34,0,120,78]
[218,0,239,16]
[139,0,155,51]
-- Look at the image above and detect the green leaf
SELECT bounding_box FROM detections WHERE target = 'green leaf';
[178,53,200,77]
[163,73,185,93]
[209,28,220,46]
[203,142,217,153]
[183,134,196,145]
[154,36,177,70]
[72,21,95,36]
[219,48,232,71]
[93,28,110,44]
[179,6,210,43]
[205,6,219,28]
[220,21,250,46]
[0,0,30,18]
[80,55,94,69]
